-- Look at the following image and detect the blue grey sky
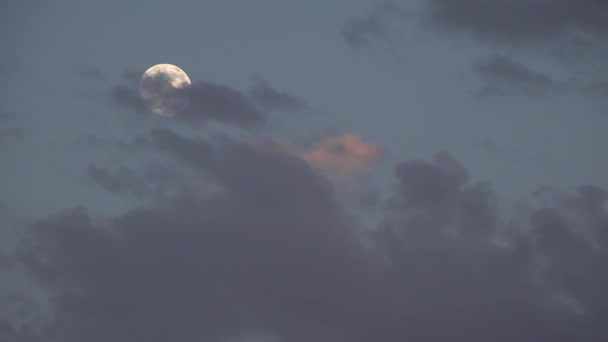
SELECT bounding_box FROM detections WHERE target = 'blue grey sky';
[1,1,608,341]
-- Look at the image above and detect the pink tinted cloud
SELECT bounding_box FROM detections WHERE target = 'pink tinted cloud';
[301,134,381,173]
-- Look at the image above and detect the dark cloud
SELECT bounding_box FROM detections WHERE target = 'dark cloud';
[391,151,469,210]
[344,1,608,99]
[110,82,148,113]
[345,2,608,60]
[110,72,264,126]
[16,133,383,341]
[342,2,408,49]
[248,76,309,112]
[87,164,153,198]
[374,151,608,341]
[180,81,264,125]
[10,135,608,341]
[472,54,558,97]
[424,0,608,45]
[147,128,214,170]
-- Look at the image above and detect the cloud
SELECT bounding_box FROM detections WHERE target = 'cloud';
[374,151,608,340]
[110,71,309,126]
[87,164,149,198]
[423,0,608,45]
[110,72,264,126]
[110,83,148,113]
[15,132,385,341]
[391,151,469,210]
[342,2,409,49]
[472,54,558,97]
[179,81,264,125]
[343,1,608,99]
[348,0,608,57]
[7,131,607,340]
[299,134,381,174]
[86,163,176,199]
[147,128,214,169]
[248,76,309,112]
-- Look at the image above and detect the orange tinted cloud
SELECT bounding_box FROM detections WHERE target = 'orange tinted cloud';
[301,134,381,173]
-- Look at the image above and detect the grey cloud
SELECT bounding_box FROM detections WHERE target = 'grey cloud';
[10,137,608,341]
[342,2,408,49]
[479,139,546,163]
[110,83,148,113]
[16,134,382,341]
[180,81,264,125]
[392,151,469,210]
[248,76,309,112]
[87,164,154,198]
[110,72,264,126]
[424,0,608,45]
[344,1,608,99]
[375,151,608,340]
[473,54,557,97]
[528,186,608,321]
[148,128,214,170]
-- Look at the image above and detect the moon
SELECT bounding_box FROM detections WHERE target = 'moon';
[139,64,192,117]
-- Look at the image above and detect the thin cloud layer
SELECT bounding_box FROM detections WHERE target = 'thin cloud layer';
[86,163,177,199]
[7,131,608,341]
[87,164,149,198]
[473,54,558,97]
[248,76,309,112]
[342,2,409,49]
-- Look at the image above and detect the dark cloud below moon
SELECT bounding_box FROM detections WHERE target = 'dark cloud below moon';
[9,129,608,341]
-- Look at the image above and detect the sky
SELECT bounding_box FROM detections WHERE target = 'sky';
[1,0,607,341]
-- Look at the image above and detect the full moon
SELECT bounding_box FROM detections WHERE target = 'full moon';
[139,64,192,117]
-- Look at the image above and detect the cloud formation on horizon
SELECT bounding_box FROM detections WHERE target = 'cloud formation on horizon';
[3,128,607,341]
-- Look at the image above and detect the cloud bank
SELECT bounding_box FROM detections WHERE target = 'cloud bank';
[5,129,608,341]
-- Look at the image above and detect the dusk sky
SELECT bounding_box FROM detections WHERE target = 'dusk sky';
[1,1,608,341]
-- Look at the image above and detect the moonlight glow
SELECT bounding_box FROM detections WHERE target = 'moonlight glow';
[139,63,192,117]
